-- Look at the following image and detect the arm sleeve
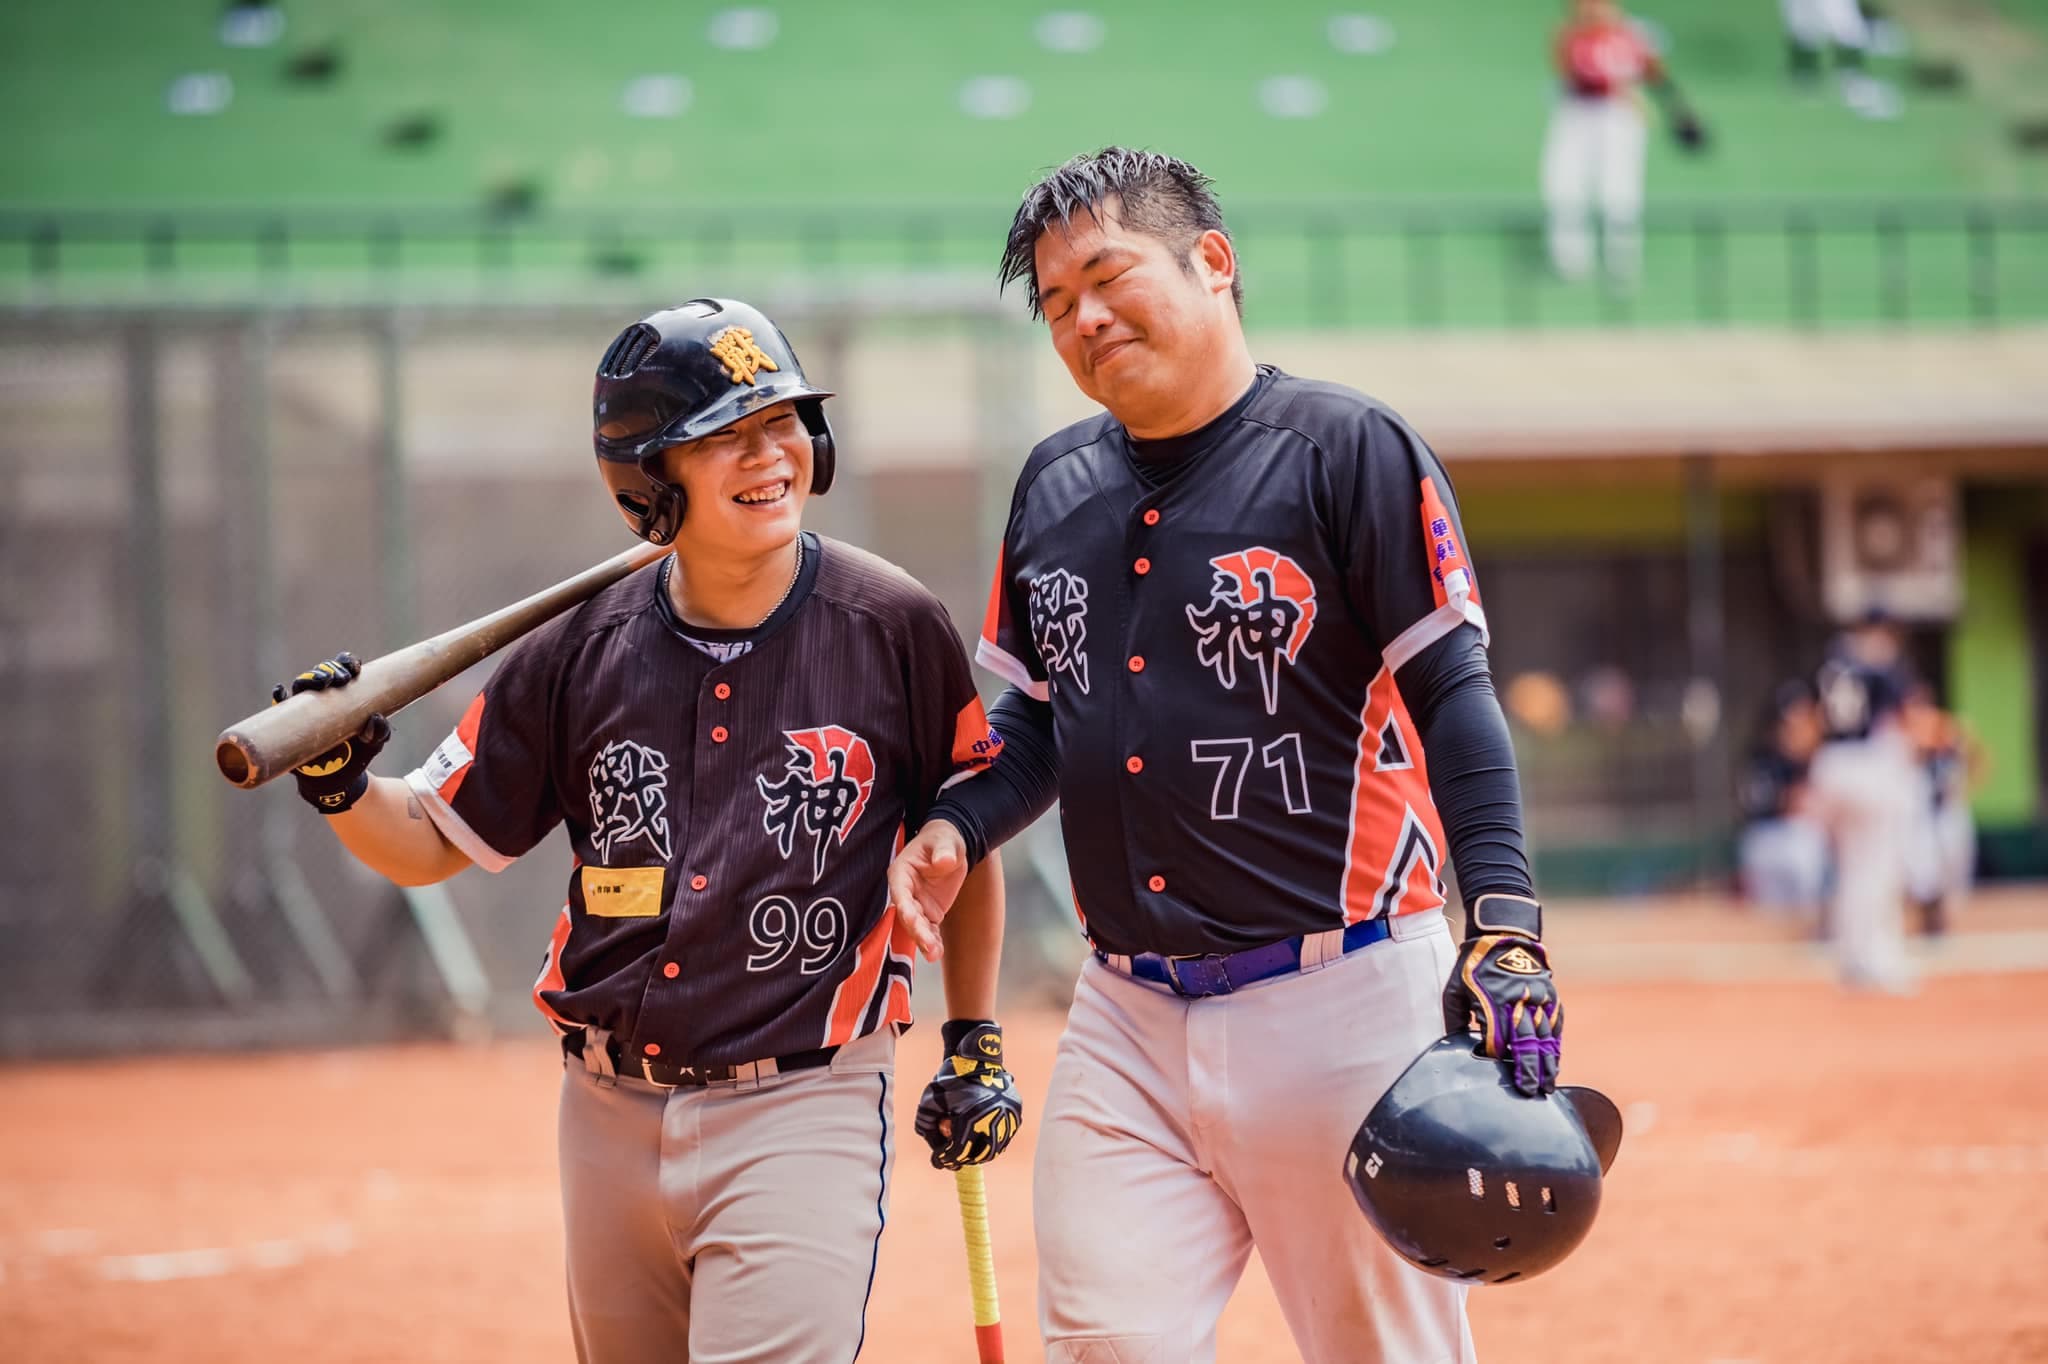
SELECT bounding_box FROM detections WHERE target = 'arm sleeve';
[1392,624,1534,912]
[404,633,566,873]
[1340,408,1489,674]
[901,598,1003,831]
[920,686,1061,866]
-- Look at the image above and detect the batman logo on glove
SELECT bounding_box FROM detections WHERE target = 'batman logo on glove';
[915,1020,1024,1170]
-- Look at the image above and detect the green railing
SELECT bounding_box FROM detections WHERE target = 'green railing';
[2,198,2044,328]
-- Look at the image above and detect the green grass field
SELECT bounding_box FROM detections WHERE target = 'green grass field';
[3,0,2044,323]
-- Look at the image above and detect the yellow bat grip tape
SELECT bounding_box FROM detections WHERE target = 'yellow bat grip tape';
[954,1166,1001,1329]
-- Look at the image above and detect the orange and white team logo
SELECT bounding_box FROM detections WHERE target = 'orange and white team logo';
[757,726,876,881]
[1185,547,1318,715]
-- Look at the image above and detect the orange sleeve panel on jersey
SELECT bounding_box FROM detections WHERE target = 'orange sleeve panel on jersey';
[1339,666,1450,925]
[433,691,487,804]
[951,697,1004,774]
[978,550,1008,652]
[1419,476,1479,612]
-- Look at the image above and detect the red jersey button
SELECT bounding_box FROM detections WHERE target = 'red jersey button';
[711,725,729,743]
[1134,557,1151,575]
[714,683,731,700]
[1128,656,1145,673]
[1126,756,1143,774]
[1147,875,1166,892]
[690,874,708,891]
[663,962,679,979]
[643,1043,661,1057]
[1143,509,1161,526]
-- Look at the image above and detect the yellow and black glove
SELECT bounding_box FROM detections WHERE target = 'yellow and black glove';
[271,652,390,815]
[913,1020,1023,1170]
[1441,893,1562,1097]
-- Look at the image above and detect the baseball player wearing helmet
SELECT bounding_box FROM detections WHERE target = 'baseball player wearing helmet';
[887,150,1557,1363]
[1807,609,1922,992]
[272,298,1022,1363]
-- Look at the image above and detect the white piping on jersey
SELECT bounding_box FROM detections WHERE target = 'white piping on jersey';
[403,767,515,874]
[974,636,1051,703]
[1380,595,1489,674]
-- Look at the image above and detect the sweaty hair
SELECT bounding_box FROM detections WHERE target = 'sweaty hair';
[999,146,1243,319]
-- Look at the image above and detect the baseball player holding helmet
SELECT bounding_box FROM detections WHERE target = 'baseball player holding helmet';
[271,298,1023,1363]
[889,149,1564,1361]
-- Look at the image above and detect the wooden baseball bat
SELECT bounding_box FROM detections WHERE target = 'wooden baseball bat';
[214,541,667,790]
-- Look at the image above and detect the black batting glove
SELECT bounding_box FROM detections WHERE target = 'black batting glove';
[271,652,390,815]
[1441,893,1562,1097]
[914,1020,1023,1170]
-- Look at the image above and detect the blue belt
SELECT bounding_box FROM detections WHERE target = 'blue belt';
[1096,917,1396,999]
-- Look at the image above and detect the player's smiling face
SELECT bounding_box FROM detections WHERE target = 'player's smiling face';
[659,400,811,554]
[1034,200,1241,436]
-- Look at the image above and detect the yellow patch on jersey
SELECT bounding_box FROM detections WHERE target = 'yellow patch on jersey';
[708,326,779,386]
[581,865,665,918]
[1496,945,1545,975]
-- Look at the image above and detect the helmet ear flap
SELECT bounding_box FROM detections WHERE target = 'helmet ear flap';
[600,457,686,545]
[803,399,836,496]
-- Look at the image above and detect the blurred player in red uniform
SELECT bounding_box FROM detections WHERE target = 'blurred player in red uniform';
[1542,0,1703,286]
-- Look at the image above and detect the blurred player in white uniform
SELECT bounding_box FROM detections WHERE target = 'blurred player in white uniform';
[1903,681,1979,936]
[1806,612,1920,992]
[1542,0,1703,285]
[1781,0,1901,119]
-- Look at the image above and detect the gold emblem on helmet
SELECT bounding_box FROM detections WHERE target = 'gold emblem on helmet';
[708,326,780,386]
[1497,945,1544,975]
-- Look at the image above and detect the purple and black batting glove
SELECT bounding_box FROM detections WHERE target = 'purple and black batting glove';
[914,1020,1023,1170]
[271,652,391,816]
[1441,893,1563,1096]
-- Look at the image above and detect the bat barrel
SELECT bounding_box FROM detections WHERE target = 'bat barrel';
[213,669,401,789]
[213,541,665,791]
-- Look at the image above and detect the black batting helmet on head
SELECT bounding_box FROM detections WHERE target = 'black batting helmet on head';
[1344,1034,1622,1285]
[591,298,836,546]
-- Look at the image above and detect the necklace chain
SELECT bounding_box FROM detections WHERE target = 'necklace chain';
[754,536,803,628]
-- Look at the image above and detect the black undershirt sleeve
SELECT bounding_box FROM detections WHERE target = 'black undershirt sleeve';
[921,685,1061,866]
[1392,623,1536,913]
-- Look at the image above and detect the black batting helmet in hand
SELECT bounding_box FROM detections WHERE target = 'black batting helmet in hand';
[591,298,836,545]
[1344,1034,1622,1285]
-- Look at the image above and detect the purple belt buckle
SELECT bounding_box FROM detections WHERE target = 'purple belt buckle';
[1164,955,1233,997]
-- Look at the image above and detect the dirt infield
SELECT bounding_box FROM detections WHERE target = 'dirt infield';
[7,968,2048,1363]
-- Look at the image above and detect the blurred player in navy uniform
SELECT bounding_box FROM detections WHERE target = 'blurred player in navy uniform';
[889,148,1555,1363]
[1808,609,1920,991]
[266,299,1022,1364]
[1737,680,1828,924]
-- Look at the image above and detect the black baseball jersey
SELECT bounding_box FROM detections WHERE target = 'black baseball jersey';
[1816,646,1910,743]
[406,533,999,1065]
[978,367,1488,957]
[1738,748,1808,822]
